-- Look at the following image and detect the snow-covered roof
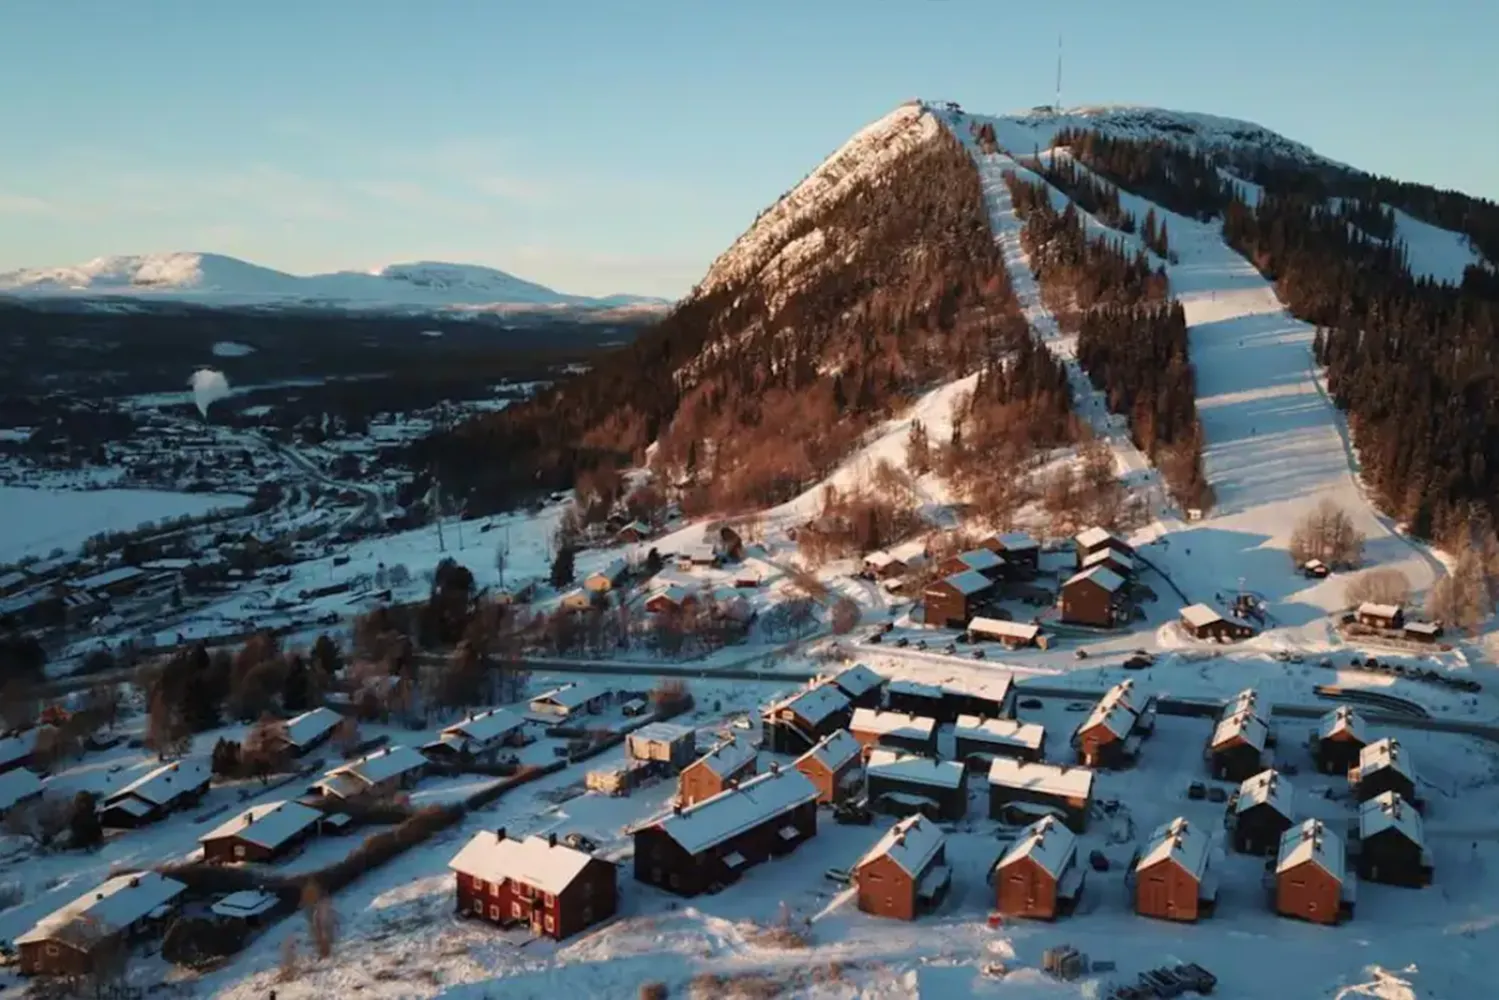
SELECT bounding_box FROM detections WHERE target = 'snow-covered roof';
[856,814,946,877]
[796,730,862,773]
[449,831,600,896]
[1404,621,1442,636]
[279,707,343,749]
[940,673,1013,707]
[1062,566,1126,594]
[953,715,1045,752]
[1357,601,1403,619]
[867,749,965,790]
[324,745,427,788]
[647,583,695,606]
[1236,769,1294,820]
[587,557,627,583]
[1078,681,1140,741]
[1356,738,1415,786]
[1136,817,1212,880]
[999,815,1078,879]
[104,758,209,808]
[1318,706,1367,743]
[987,757,1094,800]
[441,707,525,745]
[933,569,992,596]
[71,566,146,591]
[1180,603,1225,628]
[769,682,850,727]
[201,800,323,851]
[0,729,40,770]
[967,617,1040,642]
[954,548,1004,574]
[831,663,885,698]
[1075,526,1127,550]
[887,678,943,700]
[1276,819,1344,884]
[15,872,186,946]
[636,766,819,855]
[990,532,1039,553]
[530,681,611,712]
[631,721,695,745]
[1210,710,1269,752]
[1083,547,1133,571]
[863,550,897,569]
[211,890,280,920]
[851,708,936,741]
[1359,791,1424,846]
[1220,688,1261,721]
[0,766,42,812]
[687,738,757,780]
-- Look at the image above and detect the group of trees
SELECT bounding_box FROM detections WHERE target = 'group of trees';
[1290,500,1365,569]
[795,476,926,567]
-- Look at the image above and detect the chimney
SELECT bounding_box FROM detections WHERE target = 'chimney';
[128,877,140,888]
[769,761,780,775]
[496,827,507,841]
[548,832,557,848]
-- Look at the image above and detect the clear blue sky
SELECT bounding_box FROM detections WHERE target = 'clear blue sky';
[1,1,1495,299]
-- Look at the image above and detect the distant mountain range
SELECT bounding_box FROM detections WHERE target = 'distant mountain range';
[0,252,671,315]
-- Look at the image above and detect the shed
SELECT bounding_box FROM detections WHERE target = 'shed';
[1228,769,1295,855]
[1275,819,1353,925]
[1133,817,1217,922]
[854,814,950,921]
[529,682,612,719]
[987,757,1093,832]
[794,730,863,804]
[994,815,1083,920]
[866,750,968,821]
[200,800,324,864]
[967,617,1042,649]
[627,722,697,769]
[210,891,282,925]
[1355,602,1405,630]
[1402,620,1443,642]
[1178,603,1257,642]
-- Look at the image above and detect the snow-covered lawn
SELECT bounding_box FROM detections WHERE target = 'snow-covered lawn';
[0,485,249,563]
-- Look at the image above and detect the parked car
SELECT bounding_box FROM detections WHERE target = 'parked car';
[1075,648,1090,660]
[1172,963,1217,994]
[1123,655,1151,670]
[823,867,852,885]
[867,632,883,644]
[1089,849,1110,872]
[1187,781,1207,801]
[1019,698,1044,710]
[944,642,957,654]
[896,636,910,647]
[1207,786,1228,804]
[972,649,986,660]
[564,832,599,853]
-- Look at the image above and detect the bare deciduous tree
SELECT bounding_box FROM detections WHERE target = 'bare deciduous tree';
[1344,568,1412,609]
[830,598,860,635]
[1290,500,1364,569]
[302,881,337,959]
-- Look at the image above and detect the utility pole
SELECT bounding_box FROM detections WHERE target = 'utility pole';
[434,477,446,554]
[1055,34,1063,112]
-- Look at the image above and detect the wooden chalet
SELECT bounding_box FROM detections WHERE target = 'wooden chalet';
[1403,620,1443,643]
[861,541,928,581]
[866,750,968,821]
[1227,769,1295,855]
[16,872,186,977]
[849,708,937,757]
[678,737,758,807]
[982,532,1040,575]
[98,758,211,828]
[1071,679,1153,769]
[1274,819,1354,925]
[1178,603,1257,642]
[558,588,592,613]
[644,584,697,614]
[1081,545,1134,579]
[953,715,1045,766]
[967,616,1043,650]
[626,722,697,770]
[794,730,863,804]
[1355,601,1405,630]
[200,800,325,864]
[450,829,617,940]
[1059,566,1128,628]
[310,745,428,803]
[922,569,993,629]
[1206,710,1271,783]
[1132,817,1218,922]
[829,663,886,708]
[1074,526,1133,567]
[1348,738,1417,805]
[584,557,628,594]
[424,707,527,764]
[855,814,951,920]
[529,681,613,719]
[937,547,1006,582]
[987,757,1094,832]
[630,765,819,897]
[1310,706,1368,775]
[1356,792,1432,887]
[615,520,652,544]
[762,682,852,755]
[993,815,1084,920]
[266,707,343,758]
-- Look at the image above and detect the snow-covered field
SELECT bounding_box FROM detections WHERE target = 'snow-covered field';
[0,485,249,563]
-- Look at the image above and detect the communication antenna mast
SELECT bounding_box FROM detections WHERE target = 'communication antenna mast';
[1055,34,1063,112]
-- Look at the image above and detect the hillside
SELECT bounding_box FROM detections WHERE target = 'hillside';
[0,252,668,314]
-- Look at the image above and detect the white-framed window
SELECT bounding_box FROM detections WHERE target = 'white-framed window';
[45,944,59,957]
[472,877,486,893]
[490,881,500,897]
[512,901,524,919]
[490,904,500,920]
[235,845,245,859]
[544,915,555,933]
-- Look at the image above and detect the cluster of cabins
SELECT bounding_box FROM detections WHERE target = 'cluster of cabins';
[1351,602,1444,643]
[920,532,1041,631]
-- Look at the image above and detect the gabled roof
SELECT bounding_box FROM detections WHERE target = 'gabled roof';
[1220,688,1261,721]
[1404,621,1441,636]
[1355,738,1416,786]
[15,872,186,946]
[1075,526,1128,550]
[587,557,628,583]
[796,730,862,773]
[1136,817,1212,880]
[938,673,1014,707]
[850,708,936,741]
[530,681,611,712]
[887,678,943,700]
[1276,819,1344,884]
[768,682,850,727]
[856,814,945,877]
[1062,566,1126,594]
[932,569,992,596]
[1357,601,1403,619]
[998,815,1077,879]
[1236,769,1294,820]
[103,758,210,808]
[1210,710,1269,753]
[953,715,1045,752]
[211,890,280,920]
[831,663,885,699]
[323,745,427,788]
[1359,791,1424,846]
[987,757,1094,799]
[449,831,600,896]
[687,738,757,780]
[1180,603,1225,629]
[634,766,819,855]
[990,532,1039,553]
[1083,547,1134,571]
[1078,681,1140,741]
[201,800,323,851]
[441,707,526,745]
[279,707,343,749]
[631,721,695,745]
[1318,706,1367,743]
[967,617,1040,642]
[0,765,42,812]
[862,550,898,569]
[646,583,695,607]
[953,548,1005,574]
[867,749,965,790]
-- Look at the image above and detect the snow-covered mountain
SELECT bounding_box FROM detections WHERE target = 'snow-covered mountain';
[0,252,670,314]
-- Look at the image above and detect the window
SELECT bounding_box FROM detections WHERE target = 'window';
[865,871,881,882]
[512,901,524,919]
[490,881,500,898]
[582,880,594,898]
[235,845,245,859]
[46,944,59,956]
[473,877,486,893]
[489,904,500,921]
[543,892,554,906]
[1308,901,1318,913]
[545,915,555,933]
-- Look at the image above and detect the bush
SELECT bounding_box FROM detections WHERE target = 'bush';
[640,984,668,1000]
